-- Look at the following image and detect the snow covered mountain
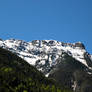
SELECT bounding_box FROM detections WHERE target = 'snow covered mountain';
[0,38,92,76]
[0,38,92,92]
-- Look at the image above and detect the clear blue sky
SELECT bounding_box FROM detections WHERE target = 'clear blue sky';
[0,0,92,53]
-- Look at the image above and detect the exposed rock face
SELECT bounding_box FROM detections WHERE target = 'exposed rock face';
[74,42,85,49]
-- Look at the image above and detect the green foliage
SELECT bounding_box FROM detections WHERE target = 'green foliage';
[0,48,73,92]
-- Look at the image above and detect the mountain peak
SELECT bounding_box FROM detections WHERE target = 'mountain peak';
[0,39,92,92]
[74,42,85,49]
[0,38,91,75]
[30,40,85,49]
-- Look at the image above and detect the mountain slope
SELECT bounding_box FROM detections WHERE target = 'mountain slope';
[0,39,92,76]
[49,53,92,92]
[0,47,73,92]
[0,39,92,92]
